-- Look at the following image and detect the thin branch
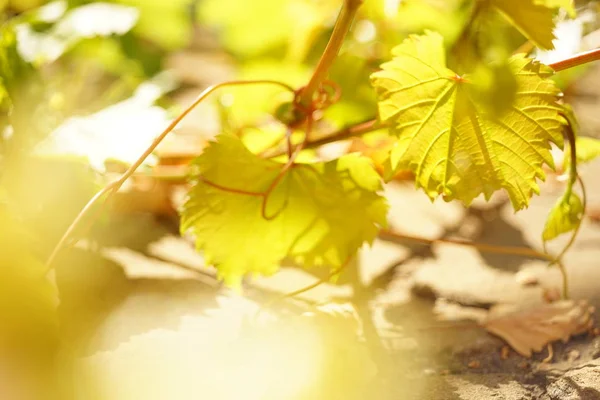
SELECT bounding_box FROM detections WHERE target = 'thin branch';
[298,0,363,107]
[379,229,554,261]
[282,263,348,299]
[261,116,312,220]
[44,80,295,272]
[557,261,569,300]
[267,118,380,158]
[548,47,600,72]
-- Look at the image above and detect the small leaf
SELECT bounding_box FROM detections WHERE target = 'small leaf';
[371,31,564,210]
[180,134,388,286]
[574,137,600,164]
[490,0,557,50]
[542,192,583,241]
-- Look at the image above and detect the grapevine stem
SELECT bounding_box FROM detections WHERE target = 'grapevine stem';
[193,116,313,220]
[298,0,363,108]
[557,261,569,300]
[268,118,380,158]
[44,80,295,273]
[379,229,554,261]
[548,47,600,72]
[261,117,312,220]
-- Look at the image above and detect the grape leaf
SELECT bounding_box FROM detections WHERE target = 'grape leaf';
[371,31,564,210]
[180,134,388,286]
[542,192,583,241]
[489,0,557,50]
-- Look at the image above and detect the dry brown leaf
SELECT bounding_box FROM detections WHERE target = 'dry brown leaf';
[482,300,595,357]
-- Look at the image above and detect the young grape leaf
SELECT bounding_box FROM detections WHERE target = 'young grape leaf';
[542,192,583,241]
[371,31,564,210]
[574,137,600,164]
[489,0,557,50]
[180,134,388,287]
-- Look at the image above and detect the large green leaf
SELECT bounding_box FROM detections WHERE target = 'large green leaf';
[371,31,564,210]
[180,135,388,286]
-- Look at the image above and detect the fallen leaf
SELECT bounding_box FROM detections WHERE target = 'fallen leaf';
[482,300,595,357]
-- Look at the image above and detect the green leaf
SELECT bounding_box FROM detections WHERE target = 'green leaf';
[180,135,388,286]
[542,192,583,241]
[371,31,564,210]
[574,137,600,164]
[490,0,557,50]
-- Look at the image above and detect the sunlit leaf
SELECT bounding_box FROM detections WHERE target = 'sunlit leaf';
[371,31,564,210]
[542,191,583,241]
[180,134,388,286]
[490,0,557,50]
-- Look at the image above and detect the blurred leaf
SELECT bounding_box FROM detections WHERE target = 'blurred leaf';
[490,0,558,50]
[3,0,45,13]
[573,137,600,164]
[37,75,173,171]
[1,155,100,246]
[116,0,192,49]
[198,0,338,59]
[468,62,517,115]
[394,0,467,41]
[542,0,575,17]
[15,2,139,64]
[0,207,58,352]
[371,31,564,210]
[0,23,55,155]
[180,134,387,287]
[542,191,583,241]
[222,60,309,126]
[324,53,377,127]
[198,0,293,58]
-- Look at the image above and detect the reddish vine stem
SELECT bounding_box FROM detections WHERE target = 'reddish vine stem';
[196,115,314,221]
[44,80,295,272]
[268,118,381,158]
[548,47,600,72]
[379,229,554,261]
[261,116,313,220]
